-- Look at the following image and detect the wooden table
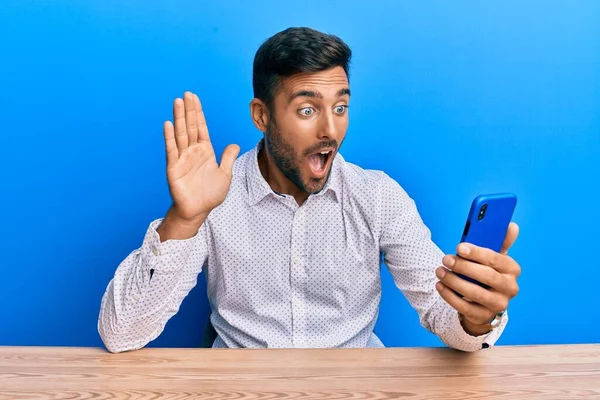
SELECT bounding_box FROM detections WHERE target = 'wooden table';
[1,344,598,399]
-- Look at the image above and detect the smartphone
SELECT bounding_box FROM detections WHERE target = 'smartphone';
[454,193,517,291]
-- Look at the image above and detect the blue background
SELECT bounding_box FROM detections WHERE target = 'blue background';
[1,1,598,348]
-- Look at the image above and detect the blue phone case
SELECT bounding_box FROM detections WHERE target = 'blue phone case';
[455,193,517,291]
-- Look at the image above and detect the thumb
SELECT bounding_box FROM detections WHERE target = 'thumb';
[500,222,519,255]
[219,144,240,177]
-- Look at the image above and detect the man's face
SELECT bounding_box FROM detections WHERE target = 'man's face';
[265,66,350,194]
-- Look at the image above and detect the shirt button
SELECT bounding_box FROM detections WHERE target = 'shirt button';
[292,256,300,265]
[152,246,160,256]
[132,293,140,302]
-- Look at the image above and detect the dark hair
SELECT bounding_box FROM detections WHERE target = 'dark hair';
[252,27,352,109]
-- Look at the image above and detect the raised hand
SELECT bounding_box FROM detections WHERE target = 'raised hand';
[163,91,240,222]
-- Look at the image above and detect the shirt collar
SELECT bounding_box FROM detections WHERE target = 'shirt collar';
[246,139,342,206]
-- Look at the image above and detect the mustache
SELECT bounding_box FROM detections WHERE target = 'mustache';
[304,140,338,156]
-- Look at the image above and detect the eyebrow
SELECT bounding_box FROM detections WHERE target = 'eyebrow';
[288,87,351,103]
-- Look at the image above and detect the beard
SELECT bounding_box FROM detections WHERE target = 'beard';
[265,118,338,194]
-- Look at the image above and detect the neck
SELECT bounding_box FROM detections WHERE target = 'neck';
[257,142,310,206]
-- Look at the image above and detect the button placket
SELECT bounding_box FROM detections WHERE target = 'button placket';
[290,206,307,347]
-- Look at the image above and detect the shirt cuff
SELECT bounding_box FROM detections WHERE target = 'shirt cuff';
[139,218,202,273]
[447,309,509,352]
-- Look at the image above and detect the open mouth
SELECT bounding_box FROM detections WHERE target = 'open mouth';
[307,148,335,178]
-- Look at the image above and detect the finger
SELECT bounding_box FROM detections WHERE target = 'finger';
[456,242,515,275]
[219,144,241,177]
[173,98,188,151]
[163,121,178,165]
[442,254,515,294]
[194,94,210,142]
[184,92,198,145]
[500,222,520,255]
[435,282,495,325]
[436,267,508,313]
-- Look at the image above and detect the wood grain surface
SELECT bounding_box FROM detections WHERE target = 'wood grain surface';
[1,344,598,399]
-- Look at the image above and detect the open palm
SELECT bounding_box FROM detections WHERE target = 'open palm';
[163,92,240,221]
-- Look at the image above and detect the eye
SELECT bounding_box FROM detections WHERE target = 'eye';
[334,105,348,114]
[298,107,315,116]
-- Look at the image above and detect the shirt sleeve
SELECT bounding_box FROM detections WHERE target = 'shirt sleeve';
[98,218,208,353]
[376,174,508,352]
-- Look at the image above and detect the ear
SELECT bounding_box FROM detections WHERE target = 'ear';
[250,98,270,133]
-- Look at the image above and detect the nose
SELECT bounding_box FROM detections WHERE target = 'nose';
[316,109,337,141]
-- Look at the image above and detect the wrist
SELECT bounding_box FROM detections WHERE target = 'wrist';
[168,205,208,226]
[459,313,493,336]
[157,206,208,242]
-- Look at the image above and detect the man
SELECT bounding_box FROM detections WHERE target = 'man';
[98,27,520,352]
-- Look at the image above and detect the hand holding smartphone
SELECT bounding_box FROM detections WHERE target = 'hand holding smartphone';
[455,193,517,291]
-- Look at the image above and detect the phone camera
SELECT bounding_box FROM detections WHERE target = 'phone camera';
[478,204,488,221]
